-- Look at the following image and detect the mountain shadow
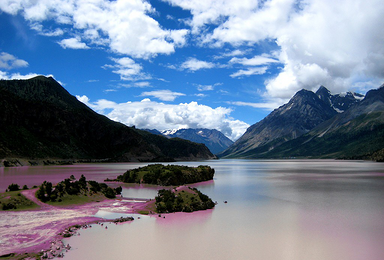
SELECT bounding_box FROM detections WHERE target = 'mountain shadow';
[0,76,215,163]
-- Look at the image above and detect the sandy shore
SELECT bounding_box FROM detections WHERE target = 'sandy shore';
[0,189,154,258]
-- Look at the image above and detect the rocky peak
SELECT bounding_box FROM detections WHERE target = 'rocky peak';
[364,84,384,103]
[316,86,332,107]
[315,85,364,113]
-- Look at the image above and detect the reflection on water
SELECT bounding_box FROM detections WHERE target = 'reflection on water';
[3,159,384,260]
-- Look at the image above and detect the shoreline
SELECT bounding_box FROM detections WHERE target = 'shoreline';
[0,193,155,259]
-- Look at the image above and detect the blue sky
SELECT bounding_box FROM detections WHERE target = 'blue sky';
[1,0,383,141]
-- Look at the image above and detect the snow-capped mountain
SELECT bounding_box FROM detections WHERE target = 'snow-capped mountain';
[143,128,233,154]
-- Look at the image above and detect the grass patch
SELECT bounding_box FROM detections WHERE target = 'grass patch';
[0,191,39,211]
[0,252,43,260]
[46,193,107,207]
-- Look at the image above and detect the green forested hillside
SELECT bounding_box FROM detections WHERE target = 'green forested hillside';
[0,76,215,162]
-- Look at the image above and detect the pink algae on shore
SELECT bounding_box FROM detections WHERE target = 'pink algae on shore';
[0,189,153,257]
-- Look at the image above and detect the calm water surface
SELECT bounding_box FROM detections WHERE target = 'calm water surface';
[2,159,384,260]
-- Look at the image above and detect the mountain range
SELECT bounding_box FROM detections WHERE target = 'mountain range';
[1,76,383,163]
[143,128,234,154]
[219,85,384,161]
[0,76,215,164]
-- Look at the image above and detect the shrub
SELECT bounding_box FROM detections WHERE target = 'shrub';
[7,183,20,192]
[2,202,16,210]
[103,187,116,199]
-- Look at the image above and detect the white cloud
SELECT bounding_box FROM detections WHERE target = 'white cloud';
[0,0,189,59]
[40,28,64,37]
[230,67,268,78]
[140,90,185,101]
[220,49,248,58]
[229,55,279,66]
[164,0,260,34]
[197,84,214,91]
[166,0,384,98]
[228,101,282,110]
[3,0,383,103]
[181,57,215,71]
[58,37,89,49]
[0,71,53,80]
[196,82,222,91]
[133,82,151,88]
[76,95,249,141]
[103,57,150,81]
[0,52,29,69]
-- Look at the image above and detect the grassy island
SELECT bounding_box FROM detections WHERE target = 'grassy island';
[155,186,215,213]
[35,175,122,205]
[0,175,122,210]
[112,164,215,186]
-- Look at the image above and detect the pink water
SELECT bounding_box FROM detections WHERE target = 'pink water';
[2,160,384,260]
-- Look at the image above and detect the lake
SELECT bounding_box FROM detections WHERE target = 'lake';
[2,159,384,260]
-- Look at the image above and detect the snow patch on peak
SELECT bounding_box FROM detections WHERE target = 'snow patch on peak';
[333,106,344,113]
[353,92,365,100]
[161,129,178,136]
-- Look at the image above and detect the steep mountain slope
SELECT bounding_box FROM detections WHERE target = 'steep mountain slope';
[264,85,384,160]
[219,86,366,159]
[162,128,234,154]
[0,76,215,162]
[219,88,339,158]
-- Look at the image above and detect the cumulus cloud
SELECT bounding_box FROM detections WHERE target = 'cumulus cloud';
[58,37,89,49]
[103,57,150,81]
[0,52,29,69]
[77,96,249,141]
[166,0,384,98]
[140,90,185,101]
[0,71,53,80]
[180,57,215,71]
[3,0,383,105]
[164,0,260,34]
[0,0,189,58]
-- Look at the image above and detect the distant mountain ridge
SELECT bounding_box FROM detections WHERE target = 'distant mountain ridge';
[0,76,215,163]
[261,85,384,160]
[143,128,233,154]
[218,85,380,160]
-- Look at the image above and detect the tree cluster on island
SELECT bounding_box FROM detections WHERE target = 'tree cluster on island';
[112,164,215,186]
[155,187,215,213]
[36,175,122,203]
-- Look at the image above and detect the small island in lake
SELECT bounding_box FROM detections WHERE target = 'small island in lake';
[155,186,215,213]
[106,164,216,214]
[109,164,215,186]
